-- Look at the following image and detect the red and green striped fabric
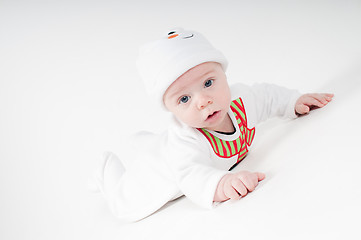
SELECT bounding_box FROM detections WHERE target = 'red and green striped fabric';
[197,98,255,163]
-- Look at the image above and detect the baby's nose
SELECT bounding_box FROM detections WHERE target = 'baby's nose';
[198,97,213,109]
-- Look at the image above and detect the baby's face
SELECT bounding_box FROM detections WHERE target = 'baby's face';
[163,62,231,131]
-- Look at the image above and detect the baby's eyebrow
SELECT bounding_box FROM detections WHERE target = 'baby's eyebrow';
[201,70,213,79]
[167,87,186,100]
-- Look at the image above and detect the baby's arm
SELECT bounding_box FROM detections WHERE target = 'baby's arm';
[295,93,334,115]
[214,171,266,202]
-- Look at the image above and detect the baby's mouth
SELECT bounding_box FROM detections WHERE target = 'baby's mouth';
[206,111,220,121]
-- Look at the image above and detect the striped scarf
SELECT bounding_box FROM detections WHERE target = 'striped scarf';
[197,98,255,163]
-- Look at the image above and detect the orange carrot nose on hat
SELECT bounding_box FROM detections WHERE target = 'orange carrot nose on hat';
[136,28,228,110]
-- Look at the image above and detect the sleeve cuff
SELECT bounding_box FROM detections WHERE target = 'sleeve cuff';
[202,170,229,209]
[284,90,302,119]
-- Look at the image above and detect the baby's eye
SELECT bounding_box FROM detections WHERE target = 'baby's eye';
[204,79,213,88]
[179,96,190,104]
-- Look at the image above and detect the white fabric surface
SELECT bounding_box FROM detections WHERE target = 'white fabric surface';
[1,1,360,239]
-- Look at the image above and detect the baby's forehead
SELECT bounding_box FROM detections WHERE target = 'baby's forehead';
[178,61,222,81]
[166,62,222,95]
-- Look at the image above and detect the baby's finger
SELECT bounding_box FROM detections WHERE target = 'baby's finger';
[231,178,248,197]
[311,93,330,105]
[256,172,266,181]
[295,104,310,115]
[238,174,257,192]
[323,93,334,101]
[224,182,242,200]
[304,96,325,108]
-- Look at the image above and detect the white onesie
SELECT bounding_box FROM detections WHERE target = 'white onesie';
[98,82,301,222]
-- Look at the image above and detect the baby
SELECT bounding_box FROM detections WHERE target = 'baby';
[91,28,333,222]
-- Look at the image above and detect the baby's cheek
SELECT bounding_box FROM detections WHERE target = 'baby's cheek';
[185,113,197,126]
[186,113,202,128]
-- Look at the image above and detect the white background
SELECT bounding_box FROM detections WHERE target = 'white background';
[1,0,360,239]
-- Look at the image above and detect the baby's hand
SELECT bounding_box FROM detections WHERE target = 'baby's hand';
[214,171,265,202]
[295,93,334,115]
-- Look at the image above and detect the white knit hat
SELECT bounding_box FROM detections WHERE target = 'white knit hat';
[136,28,228,109]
